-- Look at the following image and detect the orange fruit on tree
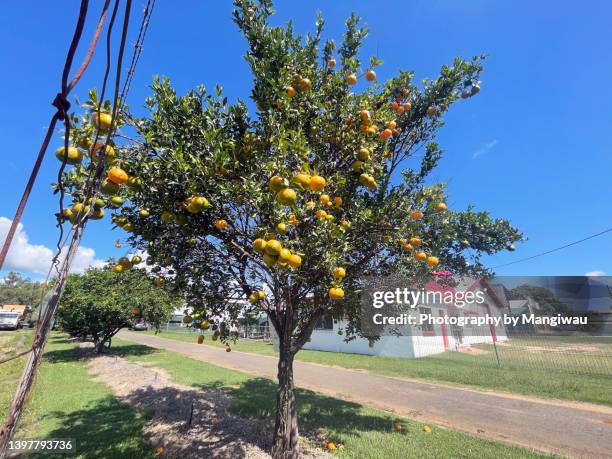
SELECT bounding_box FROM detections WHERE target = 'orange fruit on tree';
[263,253,278,267]
[346,73,357,85]
[396,105,405,114]
[436,202,447,211]
[289,214,298,225]
[249,293,258,303]
[292,172,311,188]
[427,256,439,266]
[352,160,364,171]
[268,175,287,192]
[108,167,128,185]
[320,194,330,205]
[315,209,328,219]
[55,146,83,165]
[298,78,312,92]
[332,267,346,279]
[287,253,302,268]
[415,251,427,261]
[113,264,124,273]
[277,188,297,206]
[380,129,392,140]
[277,222,288,234]
[365,69,376,81]
[387,120,397,130]
[359,110,370,122]
[309,175,326,192]
[92,112,113,133]
[403,102,412,111]
[390,101,399,111]
[426,106,437,116]
[279,248,291,261]
[357,147,370,161]
[201,320,210,330]
[409,237,421,246]
[333,196,343,207]
[215,219,228,231]
[286,86,297,97]
[340,220,350,229]
[411,210,423,221]
[328,58,337,68]
[264,239,282,256]
[253,238,267,252]
[329,287,345,300]
[402,243,414,251]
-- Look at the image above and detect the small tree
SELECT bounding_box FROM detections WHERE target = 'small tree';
[0,272,41,308]
[60,1,522,456]
[57,265,177,353]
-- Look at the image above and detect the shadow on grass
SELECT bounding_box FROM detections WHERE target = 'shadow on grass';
[227,378,395,436]
[30,395,152,459]
[44,344,155,363]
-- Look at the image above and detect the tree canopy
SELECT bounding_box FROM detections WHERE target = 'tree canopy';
[57,265,177,353]
[0,272,41,308]
[57,0,522,456]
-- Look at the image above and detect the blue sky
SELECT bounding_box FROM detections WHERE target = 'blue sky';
[0,0,610,279]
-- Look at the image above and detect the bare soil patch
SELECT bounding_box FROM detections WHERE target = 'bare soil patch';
[83,346,329,458]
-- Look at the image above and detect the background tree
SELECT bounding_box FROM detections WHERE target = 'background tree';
[57,265,177,353]
[0,272,41,308]
[63,1,522,456]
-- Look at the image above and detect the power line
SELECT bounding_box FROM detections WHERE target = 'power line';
[492,226,612,269]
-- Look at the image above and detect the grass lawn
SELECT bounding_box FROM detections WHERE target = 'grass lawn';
[0,330,35,420]
[112,338,547,458]
[145,328,612,406]
[1,332,153,458]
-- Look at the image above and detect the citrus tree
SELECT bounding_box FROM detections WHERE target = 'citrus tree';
[59,0,521,456]
[57,265,177,353]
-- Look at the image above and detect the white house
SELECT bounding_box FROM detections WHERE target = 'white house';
[302,277,510,359]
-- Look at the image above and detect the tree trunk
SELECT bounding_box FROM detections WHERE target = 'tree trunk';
[271,345,299,459]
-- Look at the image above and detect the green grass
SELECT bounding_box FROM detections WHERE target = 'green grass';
[146,328,612,406]
[113,338,548,458]
[2,334,153,459]
[0,329,35,420]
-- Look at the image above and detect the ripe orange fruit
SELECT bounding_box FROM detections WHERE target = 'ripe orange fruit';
[427,256,439,266]
[289,214,298,225]
[55,146,83,165]
[264,239,282,256]
[268,175,287,192]
[387,120,397,130]
[92,112,113,133]
[277,222,288,234]
[393,423,403,431]
[315,209,328,219]
[411,210,423,221]
[286,86,297,97]
[426,106,437,116]
[113,264,124,273]
[409,237,421,246]
[249,293,258,303]
[340,220,350,229]
[390,101,399,111]
[288,253,302,268]
[279,248,291,261]
[131,255,142,265]
[333,196,343,207]
[403,102,412,111]
[298,78,312,92]
[292,172,311,188]
[309,175,326,192]
[215,219,228,231]
[346,73,357,85]
[415,251,427,261]
[436,202,447,211]
[396,105,405,114]
[423,425,432,433]
[108,167,128,185]
[258,290,266,299]
[402,243,414,252]
[277,188,297,206]
[329,287,345,300]
[380,129,392,140]
[328,58,336,68]
[332,267,346,279]
[320,194,330,205]
[365,69,376,81]
[201,320,210,330]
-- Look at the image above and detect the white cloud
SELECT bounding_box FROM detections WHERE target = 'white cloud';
[585,270,606,277]
[0,217,105,276]
[473,139,498,159]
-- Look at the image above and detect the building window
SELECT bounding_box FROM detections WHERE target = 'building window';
[315,314,334,330]
[419,307,434,333]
